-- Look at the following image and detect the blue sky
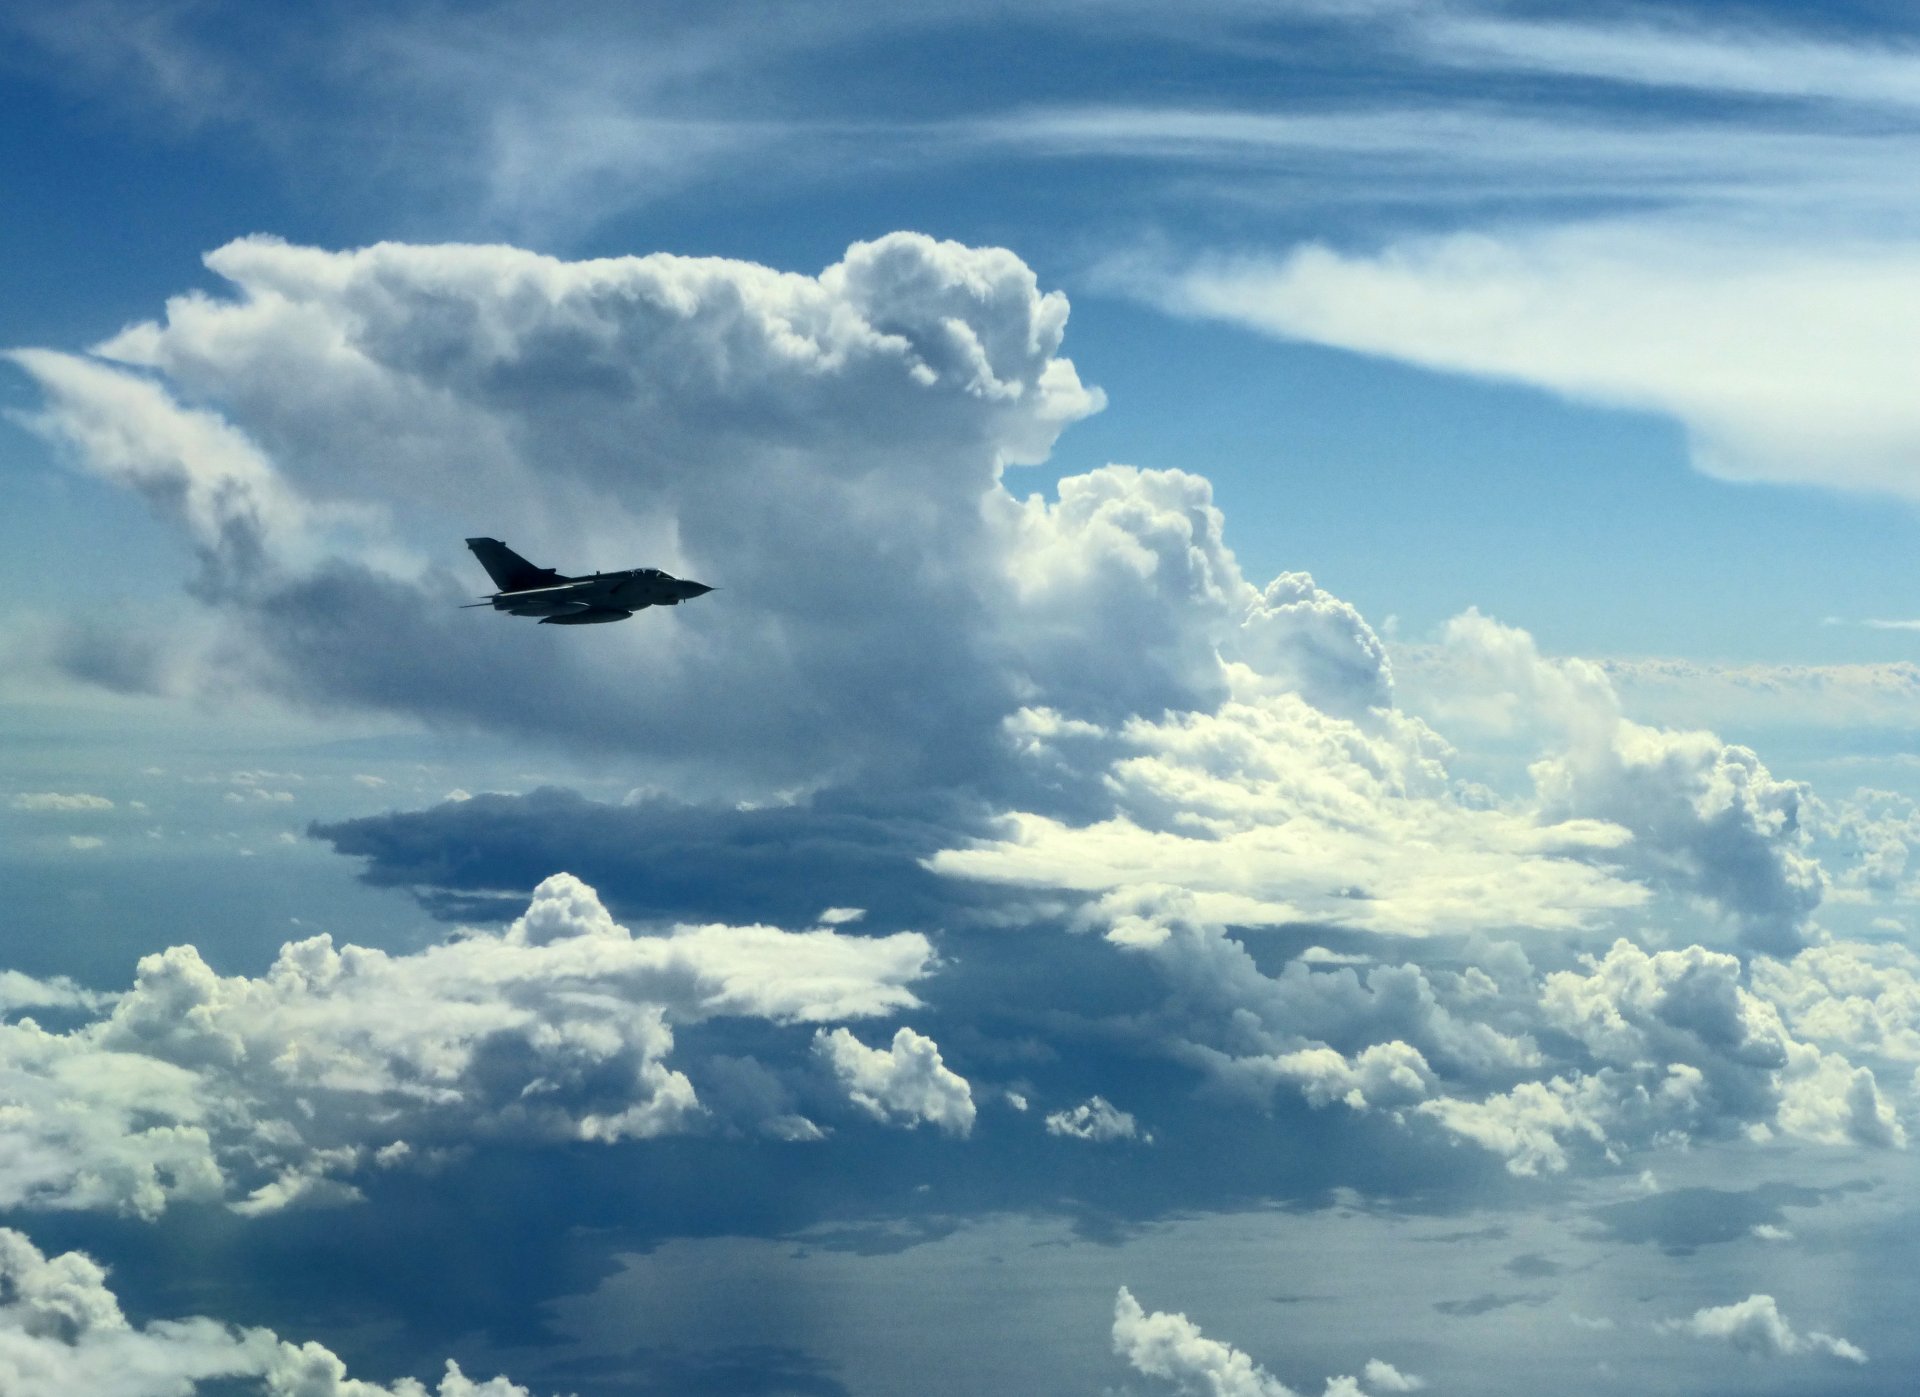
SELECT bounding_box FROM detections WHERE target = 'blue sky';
[7,3,1920,1395]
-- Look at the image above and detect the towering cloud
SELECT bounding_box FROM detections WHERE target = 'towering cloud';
[12,233,1105,795]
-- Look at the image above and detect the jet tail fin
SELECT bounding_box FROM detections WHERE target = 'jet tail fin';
[466,537,562,592]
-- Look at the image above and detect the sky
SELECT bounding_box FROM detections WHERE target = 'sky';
[6,1,1920,1393]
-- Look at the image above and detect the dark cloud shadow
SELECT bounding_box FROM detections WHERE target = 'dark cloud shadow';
[1586,1180,1849,1254]
[1432,1291,1553,1317]
[310,786,1006,930]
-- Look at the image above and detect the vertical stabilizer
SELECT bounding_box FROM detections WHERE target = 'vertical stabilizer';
[466,537,563,591]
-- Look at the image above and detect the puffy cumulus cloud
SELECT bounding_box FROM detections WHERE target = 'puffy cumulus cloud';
[936,684,1645,939]
[0,873,936,1218]
[8,792,114,812]
[1749,940,1920,1061]
[813,1026,975,1136]
[1231,1042,1436,1113]
[1415,1076,1613,1177]
[1170,221,1920,501]
[985,884,1913,1175]
[1816,790,1920,896]
[13,233,1104,796]
[0,1226,540,1396]
[1543,938,1909,1153]
[945,561,1819,960]
[1660,1293,1866,1364]
[992,465,1261,724]
[1112,1287,1419,1397]
[1043,1095,1143,1142]
[1432,612,1824,952]
[1232,572,1393,719]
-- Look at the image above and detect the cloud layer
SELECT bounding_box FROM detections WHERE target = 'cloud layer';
[0,873,939,1218]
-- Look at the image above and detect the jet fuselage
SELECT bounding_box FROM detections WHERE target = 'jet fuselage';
[466,538,712,625]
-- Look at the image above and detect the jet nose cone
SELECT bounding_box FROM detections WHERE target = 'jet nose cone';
[682,581,713,597]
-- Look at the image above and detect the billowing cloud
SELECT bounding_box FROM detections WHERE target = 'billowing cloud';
[0,1226,540,1396]
[1660,1293,1866,1363]
[13,233,1104,797]
[813,1025,976,1135]
[1043,1095,1142,1142]
[1418,611,1825,952]
[935,682,1645,939]
[13,228,1905,1204]
[0,873,937,1218]
[1113,1287,1419,1397]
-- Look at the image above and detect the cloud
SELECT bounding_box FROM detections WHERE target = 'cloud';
[1660,1293,1866,1363]
[0,1225,541,1396]
[934,683,1647,940]
[1415,11,1920,109]
[1113,1287,1419,1397]
[813,1025,975,1136]
[0,873,938,1218]
[1167,220,1920,501]
[1043,1095,1142,1142]
[14,233,1105,797]
[1430,612,1824,952]
[10,793,114,812]
[311,786,989,928]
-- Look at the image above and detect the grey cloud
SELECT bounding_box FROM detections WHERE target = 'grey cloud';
[1589,1182,1831,1254]
[309,786,989,929]
[17,233,1104,797]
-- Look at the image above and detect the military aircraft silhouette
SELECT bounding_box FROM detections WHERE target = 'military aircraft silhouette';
[464,538,712,624]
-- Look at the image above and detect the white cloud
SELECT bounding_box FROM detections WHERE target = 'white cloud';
[10,792,113,812]
[1417,11,1920,110]
[1750,940,1920,1060]
[14,233,1105,797]
[1430,612,1824,952]
[1170,221,1920,501]
[1360,1359,1424,1393]
[1234,1042,1435,1113]
[1113,1287,1419,1397]
[0,1225,540,1396]
[813,1026,975,1136]
[1661,1293,1866,1364]
[0,873,937,1218]
[0,972,102,1017]
[935,683,1647,940]
[1043,1095,1142,1143]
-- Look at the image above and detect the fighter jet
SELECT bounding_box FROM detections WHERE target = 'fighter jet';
[464,537,712,624]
